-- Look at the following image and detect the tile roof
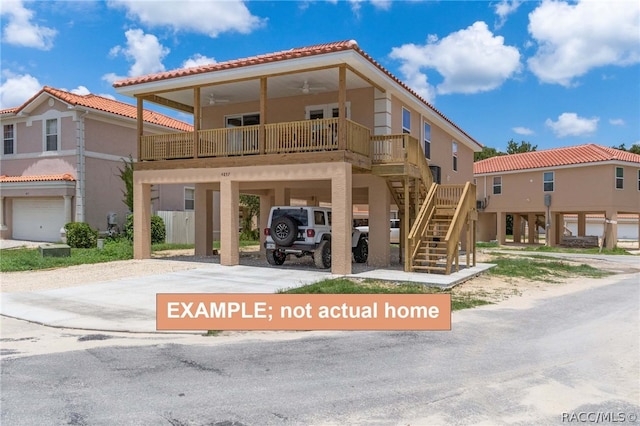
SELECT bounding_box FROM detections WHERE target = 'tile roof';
[474,144,640,174]
[0,173,76,183]
[113,40,480,148]
[2,87,193,132]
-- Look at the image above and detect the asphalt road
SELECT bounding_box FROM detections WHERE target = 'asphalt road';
[1,273,639,425]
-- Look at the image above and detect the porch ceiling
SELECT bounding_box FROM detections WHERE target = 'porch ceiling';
[146,67,371,109]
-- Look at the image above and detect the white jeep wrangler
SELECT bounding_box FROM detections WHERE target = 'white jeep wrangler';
[264,206,368,269]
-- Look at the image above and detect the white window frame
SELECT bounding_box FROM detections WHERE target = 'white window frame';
[452,141,458,172]
[493,176,502,195]
[44,118,59,151]
[3,123,15,155]
[423,120,431,159]
[543,171,554,192]
[184,187,195,211]
[637,169,640,191]
[615,167,624,190]
[402,107,411,134]
[304,102,351,120]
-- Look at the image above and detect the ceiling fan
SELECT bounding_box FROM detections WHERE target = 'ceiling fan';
[295,80,326,94]
[207,93,230,105]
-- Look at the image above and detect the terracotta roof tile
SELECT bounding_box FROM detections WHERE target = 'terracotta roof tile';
[0,107,18,115]
[5,87,193,132]
[0,173,76,183]
[474,144,640,174]
[113,40,480,148]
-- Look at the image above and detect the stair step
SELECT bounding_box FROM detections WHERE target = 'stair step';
[412,265,448,272]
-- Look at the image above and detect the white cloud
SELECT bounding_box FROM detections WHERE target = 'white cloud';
[609,118,625,126]
[70,86,91,96]
[494,0,521,29]
[182,54,216,69]
[390,21,521,102]
[513,126,534,135]
[108,0,264,37]
[105,29,169,81]
[545,112,599,138]
[0,0,57,50]
[527,0,640,86]
[0,71,41,109]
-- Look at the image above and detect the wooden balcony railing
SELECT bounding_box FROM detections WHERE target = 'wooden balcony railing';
[371,134,433,188]
[140,118,371,161]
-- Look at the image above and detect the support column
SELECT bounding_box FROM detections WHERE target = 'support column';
[605,210,618,249]
[195,184,213,257]
[133,180,151,259]
[368,177,390,267]
[527,213,537,244]
[547,212,557,247]
[274,185,290,206]
[331,163,352,275]
[220,180,240,266]
[63,195,73,225]
[497,212,506,245]
[259,193,272,255]
[513,214,522,243]
[0,197,7,231]
[557,213,565,243]
[577,213,586,237]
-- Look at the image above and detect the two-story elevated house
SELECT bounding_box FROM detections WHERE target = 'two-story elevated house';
[0,87,193,242]
[474,144,640,249]
[113,40,482,275]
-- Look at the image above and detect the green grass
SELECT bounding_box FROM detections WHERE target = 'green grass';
[486,255,612,282]
[278,278,491,311]
[476,241,499,248]
[530,245,631,255]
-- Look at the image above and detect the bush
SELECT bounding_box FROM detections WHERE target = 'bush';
[64,222,98,248]
[124,214,166,244]
[240,229,259,241]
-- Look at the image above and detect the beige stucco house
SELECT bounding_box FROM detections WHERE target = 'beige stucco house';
[113,40,482,274]
[474,144,640,248]
[0,87,193,242]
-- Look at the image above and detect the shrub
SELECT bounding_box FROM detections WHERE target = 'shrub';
[124,214,166,244]
[240,229,259,241]
[64,222,98,248]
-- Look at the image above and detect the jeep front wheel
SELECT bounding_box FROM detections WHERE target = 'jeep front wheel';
[353,237,368,263]
[314,239,331,269]
[270,216,298,246]
[266,249,287,266]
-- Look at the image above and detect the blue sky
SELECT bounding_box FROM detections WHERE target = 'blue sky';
[1,0,639,152]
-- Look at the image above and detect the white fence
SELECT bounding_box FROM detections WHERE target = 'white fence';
[157,211,195,244]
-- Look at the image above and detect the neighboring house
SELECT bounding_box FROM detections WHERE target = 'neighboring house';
[0,87,193,242]
[113,40,482,275]
[474,144,640,249]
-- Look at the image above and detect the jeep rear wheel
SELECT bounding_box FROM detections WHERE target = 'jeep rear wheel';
[270,216,298,246]
[266,249,286,266]
[353,237,368,263]
[314,239,331,269]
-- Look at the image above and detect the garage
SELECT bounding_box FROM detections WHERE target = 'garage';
[12,198,66,242]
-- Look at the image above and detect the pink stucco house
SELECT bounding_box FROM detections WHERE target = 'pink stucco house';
[0,87,193,242]
[113,40,482,274]
[474,144,640,248]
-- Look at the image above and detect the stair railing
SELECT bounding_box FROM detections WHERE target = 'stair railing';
[443,182,476,273]
[407,183,438,271]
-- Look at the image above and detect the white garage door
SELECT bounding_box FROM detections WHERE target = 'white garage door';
[12,198,66,242]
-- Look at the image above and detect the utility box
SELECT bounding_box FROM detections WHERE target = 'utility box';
[39,244,71,257]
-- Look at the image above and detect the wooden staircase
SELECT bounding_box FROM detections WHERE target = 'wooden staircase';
[371,134,477,274]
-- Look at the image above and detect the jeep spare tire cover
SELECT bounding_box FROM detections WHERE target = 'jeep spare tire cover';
[270,215,298,246]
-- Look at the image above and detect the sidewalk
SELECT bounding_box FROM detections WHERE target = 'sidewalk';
[0,261,492,333]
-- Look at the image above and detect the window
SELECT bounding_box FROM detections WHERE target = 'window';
[452,141,458,171]
[493,176,502,195]
[3,124,14,155]
[45,118,58,151]
[423,122,431,159]
[314,211,325,226]
[305,103,351,120]
[543,171,554,192]
[184,188,195,210]
[402,107,411,134]
[615,167,624,189]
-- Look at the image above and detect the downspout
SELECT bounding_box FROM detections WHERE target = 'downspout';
[75,109,89,223]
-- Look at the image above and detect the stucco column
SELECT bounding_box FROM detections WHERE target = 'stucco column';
[605,210,618,249]
[368,177,390,267]
[497,212,506,245]
[259,193,272,255]
[527,213,537,244]
[331,163,352,275]
[513,214,522,243]
[274,184,290,206]
[220,180,240,266]
[133,181,151,259]
[195,184,213,257]
[63,195,73,225]
[0,197,6,231]
[577,213,586,237]
[547,213,558,247]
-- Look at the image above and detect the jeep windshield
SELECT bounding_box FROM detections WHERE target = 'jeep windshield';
[271,208,309,226]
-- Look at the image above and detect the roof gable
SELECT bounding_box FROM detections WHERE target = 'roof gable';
[474,144,640,174]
